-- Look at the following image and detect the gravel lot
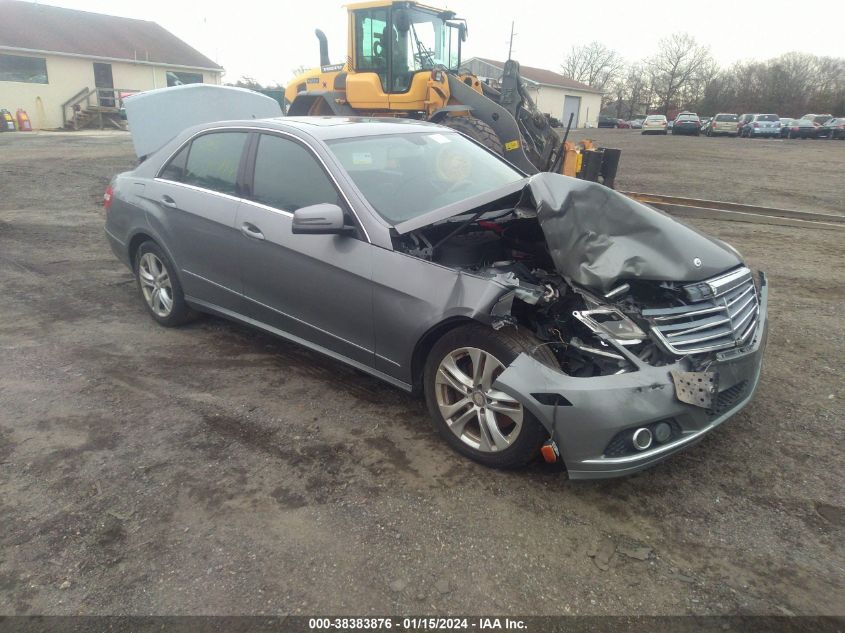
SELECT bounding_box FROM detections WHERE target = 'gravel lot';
[568,128,845,216]
[1,130,843,617]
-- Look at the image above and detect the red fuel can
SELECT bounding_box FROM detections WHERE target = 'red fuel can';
[16,109,33,131]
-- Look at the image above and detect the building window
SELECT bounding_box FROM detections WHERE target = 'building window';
[166,71,203,87]
[0,54,48,84]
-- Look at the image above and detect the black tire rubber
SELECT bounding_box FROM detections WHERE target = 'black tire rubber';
[423,323,558,469]
[440,116,503,155]
[134,240,194,327]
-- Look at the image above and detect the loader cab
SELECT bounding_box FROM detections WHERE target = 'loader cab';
[349,1,465,95]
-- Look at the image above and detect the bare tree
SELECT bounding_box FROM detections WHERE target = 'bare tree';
[646,34,715,115]
[561,42,625,93]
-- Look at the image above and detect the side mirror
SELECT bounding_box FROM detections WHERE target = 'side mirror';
[459,23,467,42]
[291,203,352,235]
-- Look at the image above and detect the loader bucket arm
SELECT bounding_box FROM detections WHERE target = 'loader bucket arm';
[498,60,561,172]
[446,74,539,174]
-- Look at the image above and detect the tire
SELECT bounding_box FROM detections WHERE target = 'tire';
[134,240,193,327]
[440,116,503,155]
[423,324,558,469]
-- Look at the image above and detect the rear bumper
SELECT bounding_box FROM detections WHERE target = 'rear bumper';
[495,273,769,480]
[749,128,780,136]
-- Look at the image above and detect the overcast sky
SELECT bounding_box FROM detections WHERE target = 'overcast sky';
[40,0,844,85]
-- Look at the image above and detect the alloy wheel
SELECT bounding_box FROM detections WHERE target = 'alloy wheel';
[138,252,174,317]
[434,347,524,452]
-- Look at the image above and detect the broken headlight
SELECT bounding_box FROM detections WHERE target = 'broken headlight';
[572,307,647,346]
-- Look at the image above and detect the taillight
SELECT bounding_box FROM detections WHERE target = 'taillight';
[104,185,113,212]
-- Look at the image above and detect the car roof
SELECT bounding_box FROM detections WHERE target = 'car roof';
[199,116,444,141]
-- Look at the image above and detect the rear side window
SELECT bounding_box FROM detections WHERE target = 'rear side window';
[182,132,248,195]
[251,134,340,212]
[160,145,189,181]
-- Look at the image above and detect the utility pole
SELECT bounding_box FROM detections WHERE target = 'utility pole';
[508,21,515,60]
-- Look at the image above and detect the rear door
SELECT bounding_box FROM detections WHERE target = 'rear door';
[150,130,249,312]
[236,132,375,367]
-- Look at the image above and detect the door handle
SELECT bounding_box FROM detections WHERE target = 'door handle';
[241,222,265,241]
[161,195,177,208]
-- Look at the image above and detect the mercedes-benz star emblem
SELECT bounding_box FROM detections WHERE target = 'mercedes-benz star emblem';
[693,257,702,268]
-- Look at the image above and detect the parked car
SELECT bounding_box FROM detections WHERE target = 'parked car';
[629,119,644,129]
[779,118,819,139]
[800,113,833,126]
[597,115,618,128]
[818,117,845,139]
[667,120,674,131]
[699,117,713,134]
[641,114,668,134]
[737,114,755,136]
[707,113,739,137]
[616,119,631,129]
[672,112,701,135]
[105,115,768,478]
[740,114,780,138]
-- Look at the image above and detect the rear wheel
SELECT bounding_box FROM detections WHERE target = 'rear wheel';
[134,241,193,327]
[424,324,558,469]
[440,116,503,155]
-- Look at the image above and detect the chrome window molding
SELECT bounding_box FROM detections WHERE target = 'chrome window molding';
[153,125,371,242]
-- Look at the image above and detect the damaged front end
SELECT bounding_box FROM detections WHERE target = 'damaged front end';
[394,173,769,478]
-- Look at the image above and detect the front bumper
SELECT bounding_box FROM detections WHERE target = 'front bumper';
[495,273,769,479]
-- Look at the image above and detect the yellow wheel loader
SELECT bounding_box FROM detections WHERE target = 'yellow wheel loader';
[285,0,620,185]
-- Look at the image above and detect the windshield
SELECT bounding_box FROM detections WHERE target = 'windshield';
[399,8,460,72]
[327,131,524,224]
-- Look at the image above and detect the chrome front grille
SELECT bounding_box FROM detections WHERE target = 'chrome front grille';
[643,267,760,355]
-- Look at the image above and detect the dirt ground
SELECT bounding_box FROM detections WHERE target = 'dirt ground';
[0,130,843,617]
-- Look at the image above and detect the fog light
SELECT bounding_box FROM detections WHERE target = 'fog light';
[654,422,672,443]
[632,428,653,451]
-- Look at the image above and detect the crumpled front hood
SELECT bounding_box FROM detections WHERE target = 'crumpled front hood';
[517,173,743,292]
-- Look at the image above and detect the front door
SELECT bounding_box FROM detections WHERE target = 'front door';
[563,95,581,129]
[93,62,114,107]
[237,132,375,367]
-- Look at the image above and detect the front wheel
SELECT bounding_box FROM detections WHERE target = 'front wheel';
[423,324,558,469]
[134,241,193,326]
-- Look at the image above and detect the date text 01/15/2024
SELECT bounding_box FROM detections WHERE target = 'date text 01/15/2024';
[308,617,527,630]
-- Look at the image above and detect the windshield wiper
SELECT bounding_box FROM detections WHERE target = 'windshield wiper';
[430,208,492,256]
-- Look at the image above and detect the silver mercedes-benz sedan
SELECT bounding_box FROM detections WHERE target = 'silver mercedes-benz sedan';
[104,116,768,478]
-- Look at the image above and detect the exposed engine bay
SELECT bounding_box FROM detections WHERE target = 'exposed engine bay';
[394,177,761,378]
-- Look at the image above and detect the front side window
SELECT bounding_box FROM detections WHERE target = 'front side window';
[327,131,524,224]
[181,132,248,195]
[0,54,48,84]
[251,134,340,212]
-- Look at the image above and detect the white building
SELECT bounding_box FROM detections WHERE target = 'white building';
[461,57,603,128]
[0,0,223,130]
